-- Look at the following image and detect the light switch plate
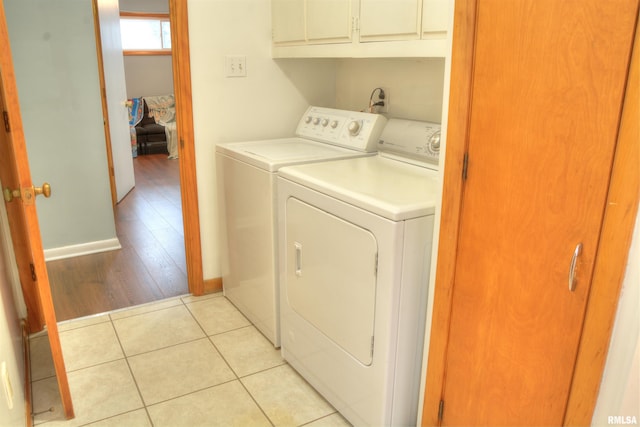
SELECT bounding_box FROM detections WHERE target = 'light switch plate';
[225,55,247,77]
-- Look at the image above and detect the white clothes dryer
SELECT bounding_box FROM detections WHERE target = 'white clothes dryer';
[277,119,441,426]
[216,106,387,347]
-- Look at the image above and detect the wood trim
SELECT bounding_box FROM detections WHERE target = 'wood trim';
[421,0,477,424]
[22,320,32,427]
[35,274,74,418]
[564,11,640,425]
[120,11,169,19]
[169,0,204,296]
[123,50,172,56]
[0,0,43,336]
[203,277,223,294]
[92,0,117,209]
[422,2,639,426]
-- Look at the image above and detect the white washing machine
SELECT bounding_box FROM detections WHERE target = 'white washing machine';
[277,119,441,426]
[216,106,387,347]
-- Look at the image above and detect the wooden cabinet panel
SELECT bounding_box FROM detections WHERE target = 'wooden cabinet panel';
[434,0,639,425]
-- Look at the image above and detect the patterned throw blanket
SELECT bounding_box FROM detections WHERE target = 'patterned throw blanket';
[127,98,144,157]
[144,95,175,124]
[143,95,178,159]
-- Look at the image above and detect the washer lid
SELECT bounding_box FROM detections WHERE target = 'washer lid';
[216,138,374,172]
[278,156,440,221]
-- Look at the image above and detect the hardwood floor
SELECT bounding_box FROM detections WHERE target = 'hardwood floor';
[47,154,188,321]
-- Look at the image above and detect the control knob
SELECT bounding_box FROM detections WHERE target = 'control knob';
[347,120,362,136]
[429,131,441,152]
[321,118,329,127]
[312,117,321,125]
[330,120,339,129]
[305,116,312,124]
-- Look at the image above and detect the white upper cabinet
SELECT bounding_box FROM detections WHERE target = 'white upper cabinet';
[272,0,306,44]
[271,0,450,58]
[359,0,422,41]
[421,0,448,36]
[307,0,353,43]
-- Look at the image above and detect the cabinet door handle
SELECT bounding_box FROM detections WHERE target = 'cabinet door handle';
[568,243,582,292]
[294,242,302,277]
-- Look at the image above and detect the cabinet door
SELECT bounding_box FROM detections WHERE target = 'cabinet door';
[285,197,378,365]
[306,0,352,43]
[438,0,638,425]
[359,0,421,41]
[421,0,448,36]
[272,0,306,44]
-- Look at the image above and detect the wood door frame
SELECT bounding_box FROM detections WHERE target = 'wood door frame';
[169,0,204,295]
[94,0,204,295]
[421,1,640,425]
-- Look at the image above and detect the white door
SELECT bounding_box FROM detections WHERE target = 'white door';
[97,0,134,202]
[285,197,378,365]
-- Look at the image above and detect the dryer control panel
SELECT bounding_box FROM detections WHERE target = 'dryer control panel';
[377,119,441,168]
[296,106,387,152]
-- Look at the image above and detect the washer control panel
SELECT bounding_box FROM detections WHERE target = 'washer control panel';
[377,118,441,167]
[296,106,387,152]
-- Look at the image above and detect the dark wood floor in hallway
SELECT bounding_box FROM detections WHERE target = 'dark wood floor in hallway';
[47,154,188,321]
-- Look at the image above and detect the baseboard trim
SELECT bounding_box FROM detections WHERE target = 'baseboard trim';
[43,238,121,261]
[203,277,223,294]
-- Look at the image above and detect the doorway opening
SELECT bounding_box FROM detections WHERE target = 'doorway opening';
[8,2,203,320]
[46,154,187,321]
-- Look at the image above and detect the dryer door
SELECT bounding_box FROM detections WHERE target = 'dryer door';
[285,197,378,366]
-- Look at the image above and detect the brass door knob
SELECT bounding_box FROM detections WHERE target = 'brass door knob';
[3,183,52,203]
[34,183,52,198]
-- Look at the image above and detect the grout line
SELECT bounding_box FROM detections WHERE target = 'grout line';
[236,374,276,427]
[62,355,127,374]
[55,315,112,333]
[120,336,208,359]
[72,408,150,427]
[109,316,150,421]
[108,296,188,321]
[143,378,238,409]
[34,295,330,427]
[184,298,277,426]
[234,359,288,380]
[298,412,345,426]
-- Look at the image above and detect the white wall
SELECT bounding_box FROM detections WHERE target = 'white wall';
[119,0,168,13]
[5,0,117,253]
[335,58,445,122]
[592,214,640,425]
[124,55,174,98]
[0,179,27,427]
[188,0,337,278]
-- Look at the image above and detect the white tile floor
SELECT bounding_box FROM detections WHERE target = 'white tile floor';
[30,292,351,427]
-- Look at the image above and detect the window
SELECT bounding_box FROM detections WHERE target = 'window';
[120,13,171,55]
